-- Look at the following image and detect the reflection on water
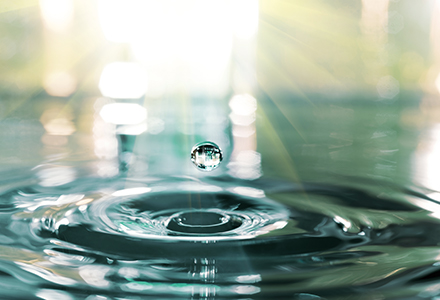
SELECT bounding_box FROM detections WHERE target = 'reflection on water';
[2,0,440,299]
[3,174,440,299]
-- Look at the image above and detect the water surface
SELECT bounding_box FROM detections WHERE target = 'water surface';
[0,166,439,299]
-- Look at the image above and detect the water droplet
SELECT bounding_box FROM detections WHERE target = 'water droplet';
[191,142,223,171]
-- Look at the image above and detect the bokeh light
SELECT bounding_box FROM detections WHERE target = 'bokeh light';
[99,62,148,99]
[99,103,147,125]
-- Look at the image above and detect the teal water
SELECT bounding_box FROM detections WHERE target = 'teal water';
[1,1,439,298]
[0,92,439,299]
[1,172,440,300]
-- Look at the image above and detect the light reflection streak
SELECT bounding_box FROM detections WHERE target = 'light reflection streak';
[229,186,265,198]
[253,221,288,236]
[79,265,111,287]
[360,0,390,41]
[236,274,261,283]
[16,262,77,286]
[231,285,261,295]
[409,196,440,220]
[36,289,74,300]
[112,187,152,197]
[334,216,352,232]
[414,124,440,191]
[431,2,440,95]
[416,3,440,194]
[228,94,261,179]
[93,98,119,176]
[40,0,77,97]
[191,258,217,284]
[360,0,395,99]
[76,198,93,206]
[227,0,260,179]
[37,166,76,187]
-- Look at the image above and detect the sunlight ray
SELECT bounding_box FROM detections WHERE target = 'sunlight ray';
[261,0,359,45]
[0,0,38,14]
[259,22,347,89]
[258,108,301,183]
[258,83,308,143]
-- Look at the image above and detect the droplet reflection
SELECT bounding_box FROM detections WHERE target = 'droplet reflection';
[191,142,223,171]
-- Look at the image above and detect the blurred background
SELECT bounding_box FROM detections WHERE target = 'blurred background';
[0,0,439,190]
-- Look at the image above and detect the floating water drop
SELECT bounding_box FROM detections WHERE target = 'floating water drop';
[191,142,223,171]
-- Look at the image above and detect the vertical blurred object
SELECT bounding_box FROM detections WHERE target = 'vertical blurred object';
[433,1,440,95]
[360,0,396,98]
[228,1,261,180]
[228,94,261,180]
[414,1,440,191]
[360,0,389,41]
[40,0,77,97]
[414,124,440,190]
[96,100,147,173]
[93,98,119,177]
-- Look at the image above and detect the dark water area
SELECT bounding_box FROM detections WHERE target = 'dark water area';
[1,169,440,300]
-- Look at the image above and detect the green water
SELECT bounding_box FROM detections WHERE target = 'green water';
[1,1,440,299]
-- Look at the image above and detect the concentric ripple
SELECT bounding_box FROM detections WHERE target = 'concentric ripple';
[4,175,440,299]
[95,183,290,241]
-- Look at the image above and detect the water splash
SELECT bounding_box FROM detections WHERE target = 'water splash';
[2,172,440,299]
